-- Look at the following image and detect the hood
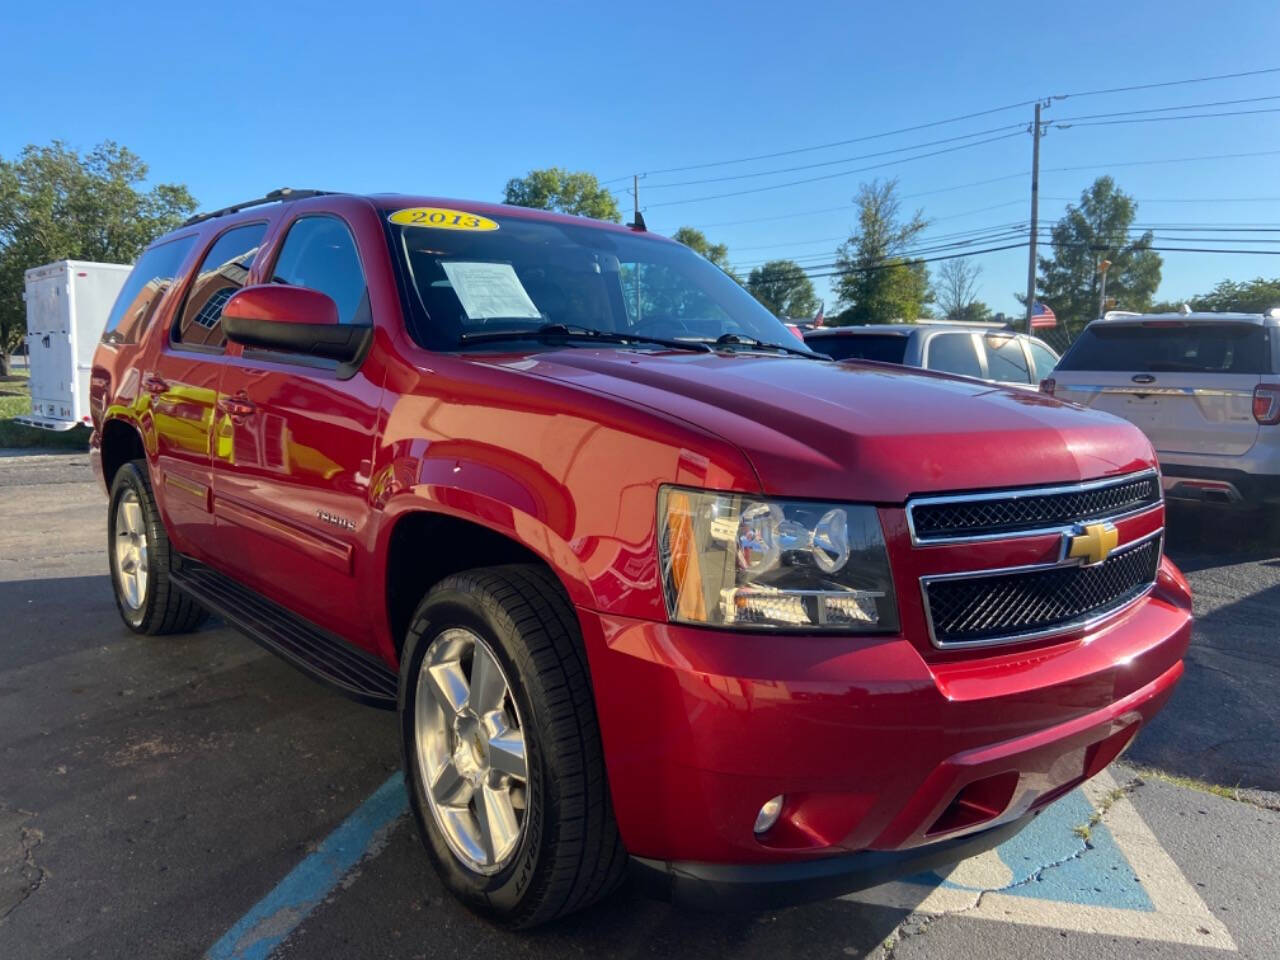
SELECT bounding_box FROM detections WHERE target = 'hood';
[474,350,1157,503]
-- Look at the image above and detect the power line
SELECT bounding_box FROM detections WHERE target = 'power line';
[1043,147,1280,176]
[1044,196,1280,204]
[1056,106,1280,129]
[606,100,1039,181]
[1058,66,1280,102]
[645,132,1025,209]
[1051,93,1280,123]
[642,124,1026,190]
[605,66,1280,187]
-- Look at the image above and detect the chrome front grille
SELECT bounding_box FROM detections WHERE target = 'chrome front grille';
[908,470,1165,648]
[908,470,1160,543]
[921,532,1161,647]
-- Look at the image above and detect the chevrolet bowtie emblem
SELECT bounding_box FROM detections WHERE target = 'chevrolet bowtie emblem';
[1066,521,1119,566]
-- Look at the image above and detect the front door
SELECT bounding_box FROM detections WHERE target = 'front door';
[212,212,383,646]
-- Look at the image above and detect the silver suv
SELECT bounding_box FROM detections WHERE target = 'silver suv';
[804,322,1060,390]
[1046,311,1280,509]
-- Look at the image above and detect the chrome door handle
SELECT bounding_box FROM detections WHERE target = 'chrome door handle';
[217,396,256,417]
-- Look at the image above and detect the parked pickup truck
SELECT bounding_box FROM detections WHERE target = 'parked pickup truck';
[89,188,1191,928]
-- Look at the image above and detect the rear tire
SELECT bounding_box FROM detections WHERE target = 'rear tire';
[399,565,626,928]
[107,460,206,635]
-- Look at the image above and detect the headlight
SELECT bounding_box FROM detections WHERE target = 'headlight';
[658,486,899,632]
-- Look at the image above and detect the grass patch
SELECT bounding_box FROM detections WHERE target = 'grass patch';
[1126,767,1250,802]
[0,373,90,450]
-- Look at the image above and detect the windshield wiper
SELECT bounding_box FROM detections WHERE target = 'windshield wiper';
[458,322,713,353]
[707,332,827,359]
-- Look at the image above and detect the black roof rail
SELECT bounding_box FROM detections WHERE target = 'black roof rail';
[182,187,336,226]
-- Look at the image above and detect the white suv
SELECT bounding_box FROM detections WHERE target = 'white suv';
[1045,311,1280,510]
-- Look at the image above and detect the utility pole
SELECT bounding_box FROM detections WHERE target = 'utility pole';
[1023,102,1043,335]
[632,174,642,322]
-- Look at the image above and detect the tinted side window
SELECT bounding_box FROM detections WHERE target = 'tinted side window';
[809,334,908,363]
[173,223,267,347]
[1028,339,1059,378]
[101,236,197,344]
[984,335,1032,383]
[925,333,983,378]
[271,217,369,325]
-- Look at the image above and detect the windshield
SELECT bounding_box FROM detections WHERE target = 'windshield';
[810,334,909,364]
[1058,322,1270,374]
[388,209,802,351]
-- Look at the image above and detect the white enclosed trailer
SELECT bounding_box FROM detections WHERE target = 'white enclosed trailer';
[18,260,131,431]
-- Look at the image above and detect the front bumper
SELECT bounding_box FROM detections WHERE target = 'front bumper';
[632,810,1035,910]
[577,558,1191,888]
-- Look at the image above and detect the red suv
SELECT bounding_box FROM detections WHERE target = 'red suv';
[89,189,1191,927]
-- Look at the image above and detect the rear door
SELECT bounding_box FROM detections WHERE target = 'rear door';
[23,265,75,424]
[1053,321,1266,456]
[148,222,268,558]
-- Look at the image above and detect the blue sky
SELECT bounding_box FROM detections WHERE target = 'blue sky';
[3,0,1280,315]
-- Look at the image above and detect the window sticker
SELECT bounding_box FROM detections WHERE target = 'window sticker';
[440,262,542,321]
[388,207,499,231]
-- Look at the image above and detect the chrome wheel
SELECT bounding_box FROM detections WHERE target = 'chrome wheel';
[113,489,149,611]
[415,628,528,875]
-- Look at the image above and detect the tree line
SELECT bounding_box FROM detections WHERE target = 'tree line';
[1,142,1275,376]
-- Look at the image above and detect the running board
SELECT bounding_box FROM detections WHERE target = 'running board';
[170,556,398,709]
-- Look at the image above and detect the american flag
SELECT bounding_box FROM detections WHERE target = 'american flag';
[1030,301,1056,328]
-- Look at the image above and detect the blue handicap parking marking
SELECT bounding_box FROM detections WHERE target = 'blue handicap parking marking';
[849,772,1235,948]
[903,788,1154,911]
[205,774,409,960]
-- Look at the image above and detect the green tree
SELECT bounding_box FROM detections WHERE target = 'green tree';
[1153,276,1280,314]
[746,259,818,318]
[1033,176,1161,332]
[833,179,931,324]
[0,141,195,374]
[502,167,621,222]
[672,226,731,270]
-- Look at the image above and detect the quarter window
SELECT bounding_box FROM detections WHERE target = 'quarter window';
[173,223,268,347]
[101,235,197,345]
[1027,339,1059,379]
[983,335,1032,383]
[925,333,984,379]
[270,217,369,325]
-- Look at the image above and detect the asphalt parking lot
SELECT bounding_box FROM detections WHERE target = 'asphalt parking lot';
[1,451,1277,959]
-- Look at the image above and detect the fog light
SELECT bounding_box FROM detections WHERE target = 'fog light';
[754,794,784,834]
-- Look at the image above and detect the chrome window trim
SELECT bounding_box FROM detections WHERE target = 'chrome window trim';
[1054,384,1255,398]
[919,528,1164,649]
[906,468,1161,546]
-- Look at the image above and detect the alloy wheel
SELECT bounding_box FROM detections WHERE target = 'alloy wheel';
[113,489,149,610]
[414,628,528,875]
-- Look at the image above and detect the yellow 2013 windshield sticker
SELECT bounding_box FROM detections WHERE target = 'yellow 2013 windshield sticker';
[389,207,499,231]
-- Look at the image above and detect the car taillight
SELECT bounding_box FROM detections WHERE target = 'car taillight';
[1039,377,1056,396]
[1253,383,1280,424]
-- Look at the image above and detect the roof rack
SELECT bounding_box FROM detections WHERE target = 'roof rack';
[182,187,335,226]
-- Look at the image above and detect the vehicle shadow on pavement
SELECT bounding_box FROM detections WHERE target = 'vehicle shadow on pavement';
[280,814,921,960]
[1163,503,1280,572]
[1125,576,1280,794]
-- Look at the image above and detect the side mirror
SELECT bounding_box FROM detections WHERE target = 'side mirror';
[222,285,369,363]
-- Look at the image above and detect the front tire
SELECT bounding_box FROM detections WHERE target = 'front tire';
[107,460,206,635]
[399,565,626,927]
